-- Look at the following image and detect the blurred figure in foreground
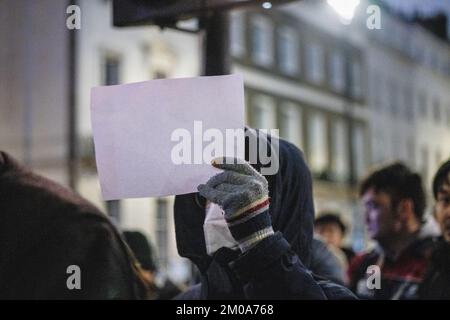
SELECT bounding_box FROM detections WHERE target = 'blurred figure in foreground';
[419,159,450,299]
[348,163,434,299]
[0,151,145,299]
[123,230,184,299]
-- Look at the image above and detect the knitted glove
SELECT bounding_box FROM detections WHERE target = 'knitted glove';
[197,157,274,252]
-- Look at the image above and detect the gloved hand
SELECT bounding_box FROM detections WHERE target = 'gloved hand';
[198,157,274,252]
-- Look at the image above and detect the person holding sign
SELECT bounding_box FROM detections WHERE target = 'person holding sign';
[174,130,355,299]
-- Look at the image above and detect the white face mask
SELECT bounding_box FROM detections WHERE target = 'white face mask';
[203,201,239,256]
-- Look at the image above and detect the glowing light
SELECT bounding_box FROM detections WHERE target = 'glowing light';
[262,2,272,10]
[327,0,360,23]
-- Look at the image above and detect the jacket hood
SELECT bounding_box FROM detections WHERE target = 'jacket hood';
[174,129,315,273]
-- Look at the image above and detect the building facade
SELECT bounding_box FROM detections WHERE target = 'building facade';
[0,0,71,184]
[2,0,450,284]
[74,0,201,283]
[360,0,450,191]
[230,1,370,250]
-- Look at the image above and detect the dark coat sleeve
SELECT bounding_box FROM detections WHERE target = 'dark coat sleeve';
[231,232,357,300]
[310,238,346,285]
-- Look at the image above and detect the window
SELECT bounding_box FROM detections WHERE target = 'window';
[305,42,324,84]
[404,86,414,121]
[373,129,385,164]
[251,94,276,129]
[395,25,407,52]
[329,51,345,93]
[154,71,167,79]
[279,102,302,148]
[231,11,245,58]
[407,138,415,169]
[421,146,429,185]
[156,198,169,269]
[433,97,441,123]
[278,26,299,75]
[403,33,414,59]
[413,44,424,63]
[392,133,402,161]
[351,59,362,98]
[330,119,349,181]
[436,150,443,168]
[353,125,366,180]
[431,53,439,71]
[381,19,392,45]
[103,55,121,219]
[439,56,447,75]
[372,73,381,110]
[447,105,450,126]
[389,81,398,116]
[308,112,328,174]
[251,16,273,67]
[103,56,120,85]
[418,91,427,119]
[106,200,121,224]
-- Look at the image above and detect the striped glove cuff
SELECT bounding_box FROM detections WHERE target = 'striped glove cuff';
[225,196,274,252]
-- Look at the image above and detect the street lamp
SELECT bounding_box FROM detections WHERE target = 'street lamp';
[327,0,360,24]
[262,2,273,9]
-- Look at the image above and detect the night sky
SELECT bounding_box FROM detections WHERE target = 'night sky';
[382,0,450,16]
[381,0,450,36]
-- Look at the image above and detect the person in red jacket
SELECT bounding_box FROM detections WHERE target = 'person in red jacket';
[348,163,434,300]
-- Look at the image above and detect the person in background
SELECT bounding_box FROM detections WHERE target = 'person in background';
[419,159,450,299]
[348,163,434,299]
[123,230,184,300]
[0,151,145,299]
[315,213,355,267]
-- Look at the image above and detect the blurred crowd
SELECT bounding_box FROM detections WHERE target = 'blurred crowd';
[1,130,450,299]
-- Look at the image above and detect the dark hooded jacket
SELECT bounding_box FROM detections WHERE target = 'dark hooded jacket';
[0,151,145,299]
[174,130,355,299]
[419,238,450,300]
